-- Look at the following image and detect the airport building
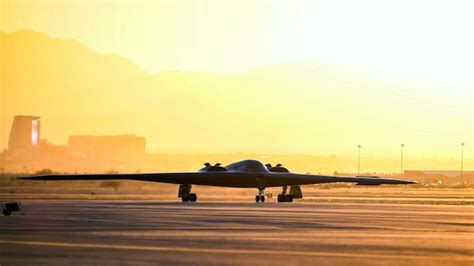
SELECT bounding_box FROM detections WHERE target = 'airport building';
[8,116,41,152]
[1,115,147,172]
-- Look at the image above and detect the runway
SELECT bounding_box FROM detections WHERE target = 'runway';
[1,201,473,265]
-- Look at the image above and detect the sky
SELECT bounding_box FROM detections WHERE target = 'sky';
[0,0,473,165]
[1,0,472,79]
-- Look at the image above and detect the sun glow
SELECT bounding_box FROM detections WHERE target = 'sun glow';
[0,0,472,166]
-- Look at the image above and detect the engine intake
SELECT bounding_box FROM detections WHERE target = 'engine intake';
[201,162,227,172]
[265,163,290,173]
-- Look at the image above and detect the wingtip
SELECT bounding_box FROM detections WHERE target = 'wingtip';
[18,176,37,180]
[18,175,51,181]
[399,179,417,185]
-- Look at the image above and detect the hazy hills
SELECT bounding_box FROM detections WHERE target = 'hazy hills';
[0,30,470,161]
[0,30,236,151]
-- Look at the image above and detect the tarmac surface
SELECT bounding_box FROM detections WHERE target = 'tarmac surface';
[1,200,473,265]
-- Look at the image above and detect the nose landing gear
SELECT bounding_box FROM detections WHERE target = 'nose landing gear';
[255,195,265,203]
[255,188,265,203]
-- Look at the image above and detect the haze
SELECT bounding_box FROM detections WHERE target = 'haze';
[0,0,472,165]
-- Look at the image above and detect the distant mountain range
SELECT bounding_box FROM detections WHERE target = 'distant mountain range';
[0,30,463,157]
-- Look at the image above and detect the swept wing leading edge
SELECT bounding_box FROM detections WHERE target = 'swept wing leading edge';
[22,172,415,187]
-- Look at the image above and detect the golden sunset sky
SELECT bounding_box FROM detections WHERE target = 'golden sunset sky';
[1,0,472,75]
[0,0,472,167]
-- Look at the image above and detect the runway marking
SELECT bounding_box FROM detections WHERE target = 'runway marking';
[0,240,472,261]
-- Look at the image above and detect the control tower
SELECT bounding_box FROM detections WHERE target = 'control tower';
[8,115,41,151]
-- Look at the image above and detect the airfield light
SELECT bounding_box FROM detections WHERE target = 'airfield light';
[461,142,464,178]
[357,145,362,175]
[401,144,405,177]
[31,120,39,145]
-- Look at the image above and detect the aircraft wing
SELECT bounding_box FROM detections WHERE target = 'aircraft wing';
[20,172,258,186]
[262,172,416,186]
[22,172,416,187]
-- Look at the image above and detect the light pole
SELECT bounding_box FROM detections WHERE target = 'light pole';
[461,142,465,178]
[401,144,404,177]
[358,145,361,176]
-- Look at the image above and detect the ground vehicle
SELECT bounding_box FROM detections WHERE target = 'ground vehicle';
[2,201,22,216]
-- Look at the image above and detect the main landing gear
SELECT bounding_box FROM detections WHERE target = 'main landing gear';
[277,186,294,202]
[277,194,293,202]
[182,193,197,202]
[179,184,197,203]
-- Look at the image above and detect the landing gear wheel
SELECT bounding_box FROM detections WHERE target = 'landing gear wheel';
[255,195,265,203]
[181,196,189,202]
[277,194,293,202]
[277,194,284,202]
[189,193,197,202]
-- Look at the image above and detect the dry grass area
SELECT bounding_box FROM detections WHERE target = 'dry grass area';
[1,179,473,205]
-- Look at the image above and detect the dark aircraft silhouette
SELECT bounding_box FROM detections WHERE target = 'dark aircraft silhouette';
[23,159,416,203]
